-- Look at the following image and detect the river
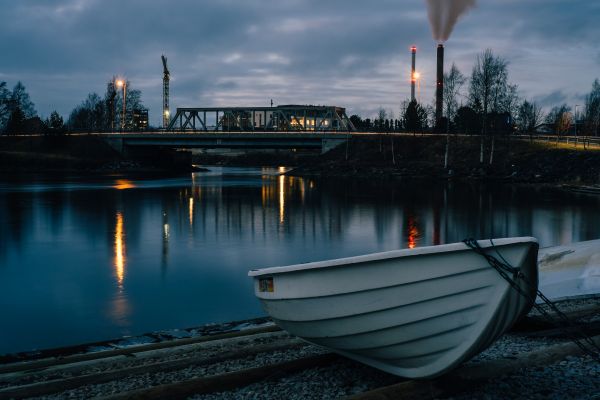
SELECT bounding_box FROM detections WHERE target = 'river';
[1,167,600,355]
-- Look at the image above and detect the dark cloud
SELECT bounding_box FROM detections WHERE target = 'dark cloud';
[534,90,568,108]
[0,0,598,124]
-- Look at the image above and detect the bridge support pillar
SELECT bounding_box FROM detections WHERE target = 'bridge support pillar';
[125,147,192,171]
[321,138,346,154]
[103,137,124,154]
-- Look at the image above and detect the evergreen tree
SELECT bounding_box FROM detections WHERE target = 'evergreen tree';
[46,111,65,135]
[11,81,37,118]
[0,82,11,132]
[454,106,480,135]
[5,106,26,135]
[403,100,427,132]
[349,115,363,130]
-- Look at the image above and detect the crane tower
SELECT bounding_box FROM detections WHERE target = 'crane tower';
[161,55,170,129]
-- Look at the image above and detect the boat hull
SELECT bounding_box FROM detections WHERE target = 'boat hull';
[249,238,539,378]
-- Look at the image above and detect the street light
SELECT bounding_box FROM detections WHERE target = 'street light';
[116,79,127,131]
[575,105,580,137]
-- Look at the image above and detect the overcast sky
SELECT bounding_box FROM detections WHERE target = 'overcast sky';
[1,0,598,126]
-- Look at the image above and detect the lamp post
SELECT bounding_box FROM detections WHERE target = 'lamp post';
[574,104,580,148]
[575,105,580,136]
[116,79,127,131]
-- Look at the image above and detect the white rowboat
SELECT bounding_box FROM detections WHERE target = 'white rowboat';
[249,237,539,378]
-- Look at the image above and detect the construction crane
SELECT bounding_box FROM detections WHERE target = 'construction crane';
[161,55,170,129]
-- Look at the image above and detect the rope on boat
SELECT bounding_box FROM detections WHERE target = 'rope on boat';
[463,238,600,362]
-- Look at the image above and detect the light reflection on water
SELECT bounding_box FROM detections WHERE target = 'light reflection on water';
[1,168,600,354]
[114,212,126,288]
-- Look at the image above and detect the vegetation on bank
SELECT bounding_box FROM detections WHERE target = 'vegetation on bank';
[0,136,123,172]
[290,135,600,185]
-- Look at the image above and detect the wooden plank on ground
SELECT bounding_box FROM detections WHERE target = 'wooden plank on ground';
[0,325,280,375]
[0,340,304,400]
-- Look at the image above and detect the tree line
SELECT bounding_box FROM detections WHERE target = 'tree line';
[350,49,600,137]
[0,79,146,135]
[0,81,63,135]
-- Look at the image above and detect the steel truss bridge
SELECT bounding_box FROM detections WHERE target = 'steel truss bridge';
[166,105,356,132]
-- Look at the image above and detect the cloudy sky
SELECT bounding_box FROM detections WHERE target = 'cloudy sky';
[1,0,598,126]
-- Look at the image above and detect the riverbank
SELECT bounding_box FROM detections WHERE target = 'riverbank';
[4,135,600,184]
[0,135,195,173]
[288,135,600,185]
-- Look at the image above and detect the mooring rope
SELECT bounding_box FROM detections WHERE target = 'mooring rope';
[463,238,600,362]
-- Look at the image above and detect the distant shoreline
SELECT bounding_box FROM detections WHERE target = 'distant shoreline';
[2,134,600,186]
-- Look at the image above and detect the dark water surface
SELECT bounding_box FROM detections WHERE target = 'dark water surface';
[1,168,600,355]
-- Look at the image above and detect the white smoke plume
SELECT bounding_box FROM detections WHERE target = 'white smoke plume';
[425,0,477,42]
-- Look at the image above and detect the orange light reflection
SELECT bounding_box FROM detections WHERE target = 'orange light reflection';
[114,179,136,190]
[407,216,419,249]
[279,175,285,224]
[114,212,126,287]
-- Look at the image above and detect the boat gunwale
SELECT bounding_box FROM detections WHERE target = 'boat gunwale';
[248,237,538,277]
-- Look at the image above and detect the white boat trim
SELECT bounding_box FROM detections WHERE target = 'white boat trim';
[249,237,537,277]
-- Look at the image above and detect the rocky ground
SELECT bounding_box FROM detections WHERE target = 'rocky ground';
[2,297,595,400]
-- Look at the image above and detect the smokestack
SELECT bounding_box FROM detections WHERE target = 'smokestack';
[436,43,444,129]
[411,46,417,102]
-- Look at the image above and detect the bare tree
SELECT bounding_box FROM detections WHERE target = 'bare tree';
[516,100,545,134]
[468,49,518,164]
[584,79,600,136]
[443,63,466,130]
[546,104,572,136]
[468,49,511,134]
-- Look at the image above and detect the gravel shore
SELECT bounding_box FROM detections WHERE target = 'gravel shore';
[2,297,597,400]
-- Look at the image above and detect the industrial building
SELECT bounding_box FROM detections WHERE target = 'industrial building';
[132,108,149,131]
[166,105,356,132]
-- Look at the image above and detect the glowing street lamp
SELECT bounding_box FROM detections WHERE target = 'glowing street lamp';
[116,79,127,131]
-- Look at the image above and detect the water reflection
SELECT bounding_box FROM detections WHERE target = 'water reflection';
[110,211,131,328]
[406,214,420,249]
[279,174,285,224]
[3,169,600,355]
[189,197,194,227]
[114,212,126,288]
[114,179,135,190]
[162,211,170,270]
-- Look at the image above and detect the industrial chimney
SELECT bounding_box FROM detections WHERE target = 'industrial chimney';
[436,44,444,130]
[411,46,417,103]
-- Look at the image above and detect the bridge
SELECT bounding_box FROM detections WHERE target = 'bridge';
[166,105,356,132]
[97,132,350,155]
